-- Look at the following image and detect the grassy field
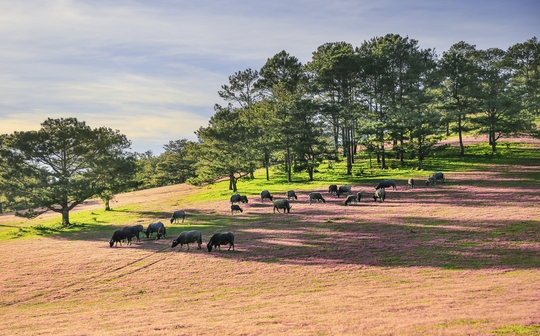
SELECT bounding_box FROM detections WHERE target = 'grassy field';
[1,139,540,335]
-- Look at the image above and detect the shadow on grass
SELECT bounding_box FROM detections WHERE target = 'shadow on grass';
[41,207,540,271]
[5,144,540,270]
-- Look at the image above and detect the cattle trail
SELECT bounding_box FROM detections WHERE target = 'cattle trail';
[3,244,174,307]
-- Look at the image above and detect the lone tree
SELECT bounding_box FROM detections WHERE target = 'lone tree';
[0,117,134,225]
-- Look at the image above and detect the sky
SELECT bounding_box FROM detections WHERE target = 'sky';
[1,0,538,154]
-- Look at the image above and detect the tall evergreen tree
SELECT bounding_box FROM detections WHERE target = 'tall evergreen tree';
[218,69,263,179]
[307,42,361,174]
[154,139,197,186]
[194,105,251,192]
[472,48,534,152]
[257,51,309,182]
[439,42,481,156]
[506,37,540,117]
[357,34,406,168]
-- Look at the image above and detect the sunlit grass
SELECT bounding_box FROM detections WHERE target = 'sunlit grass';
[494,324,540,335]
[1,139,538,243]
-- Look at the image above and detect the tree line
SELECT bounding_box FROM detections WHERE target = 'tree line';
[0,34,538,223]
[183,34,539,190]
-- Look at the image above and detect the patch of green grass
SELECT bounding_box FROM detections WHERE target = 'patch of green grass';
[0,207,153,241]
[262,258,281,263]
[435,318,491,329]
[494,324,540,335]
[424,141,540,174]
[182,140,538,203]
[1,222,88,240]
[489,221,539,244]
[458,241,479,248]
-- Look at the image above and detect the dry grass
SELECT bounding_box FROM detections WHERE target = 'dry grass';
[1,157,540,335]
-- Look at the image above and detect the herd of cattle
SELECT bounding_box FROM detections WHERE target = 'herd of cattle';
[109,221,235,252]
[109,209,235,252]
[230,171,445,214]
[109,172,444,250]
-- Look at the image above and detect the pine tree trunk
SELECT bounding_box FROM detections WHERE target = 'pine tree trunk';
[346,128,353,175]
[286,148,292,183]
[265,150,270,181]
[381,146,387,169]
[399,136,405,166]
[333,122,340,160]
[458,114,464,156]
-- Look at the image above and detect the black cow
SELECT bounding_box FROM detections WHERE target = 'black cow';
[336,185,351,197]
[207,232,235,252]
[170,210,186,224]
[286,190,298,200]
[123,225,144,242]
[110,229,132,247]
[145,222,166,239]
[273,199,292,214]
[260,190,273,202]
[230,194,248,204]
[309,192,326,204]
[328,184,338,195]
[172,230,202,250]
[375,180,397,191]
[231,204,243,214]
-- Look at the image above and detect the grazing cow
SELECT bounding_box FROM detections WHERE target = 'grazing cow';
[171,230,202,250]
[260,190,273,202]
[286,190,298,200]
[375,180,397,191]
[170,210,186,224]
[273,199,292,214]
[110,229,132,247]
[408,178,415,189]
[145,221,166,239]
[336,185,352,197]
[309,192,326,204]
[433,172,445,182]
[328,184,338,195]
[123,225,144,242]
[230,194,248,204]
[425,172,445,186]
[344,192,363,206]
[344,195,358,206]
[207,232,235,252]
[231,204,243,214]
[373,188,386,203]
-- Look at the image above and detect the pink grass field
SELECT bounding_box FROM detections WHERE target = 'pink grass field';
[1,151,540,335]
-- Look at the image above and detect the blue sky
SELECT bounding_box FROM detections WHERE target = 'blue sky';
[1,0,538,154]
